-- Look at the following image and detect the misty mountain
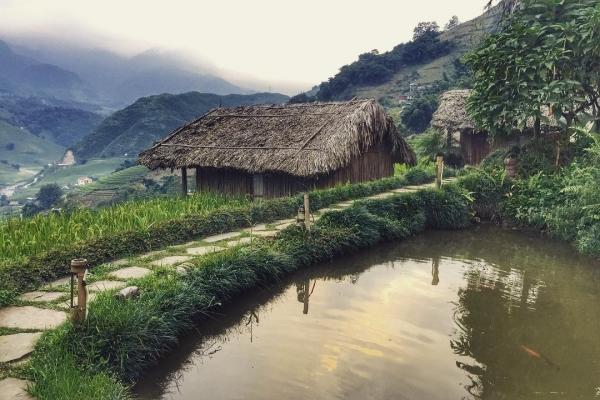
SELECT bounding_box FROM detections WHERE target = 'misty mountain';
[10,40,249,107]
[0,40,98,104]
[0,94,103,146]
[75,91,289,159]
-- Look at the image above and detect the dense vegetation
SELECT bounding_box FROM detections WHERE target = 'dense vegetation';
[457,0,600,257]
[26,184,470,399]
[316,22,454,101]
[0,167,433,294]
[74,91,289,159]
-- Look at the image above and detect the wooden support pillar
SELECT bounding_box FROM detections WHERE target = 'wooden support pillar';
[195,167,201,192]
[303,193,311,231]
[181,167,188,196]
[70,258,88,323]
[435,155,444,189]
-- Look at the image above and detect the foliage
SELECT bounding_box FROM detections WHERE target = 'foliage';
[28,186,470,399]
[400,96,439,133]
[317,22,453,100]
[466,0,600,140]
[458,129,600,256]
[445,16,460,30]
[36,184,64,209]
[0,167,435,293]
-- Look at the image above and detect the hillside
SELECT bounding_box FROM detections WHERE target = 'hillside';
[0,95,103,146]
[75,91,289,159]
[0,40,98,104]
[0,120,65,185]
[315,5,502,103]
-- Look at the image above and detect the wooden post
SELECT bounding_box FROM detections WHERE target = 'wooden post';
[181,167,188,196]
[70,258,88,323]
[435,155,444,189]
[303,193,310,231]
[195,167,201,192]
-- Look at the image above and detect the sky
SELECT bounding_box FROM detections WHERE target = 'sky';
[0,0,488,94]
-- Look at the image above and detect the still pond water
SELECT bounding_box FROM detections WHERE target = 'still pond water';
[135,226,600,400]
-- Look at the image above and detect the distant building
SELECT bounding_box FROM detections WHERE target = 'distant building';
[76,176,94,186]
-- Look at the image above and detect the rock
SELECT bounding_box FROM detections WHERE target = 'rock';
[116,286,139,299]
[45,276,70,288]
[18,291,64,303]
[204,231,241,243]
[109,258,130,266]
[0,378,34,400]
[86,280,126,292]
[186,246,225,256]
[109,266,151,280]
[150,256,192,267]
[226,237,253,247]
[139,250,164,260]
[176,266,188,276]
[250,230,278,238]
[0,332,43,363]
[250,223,268,231]
[274,222,295,230]
[0,306,66,330]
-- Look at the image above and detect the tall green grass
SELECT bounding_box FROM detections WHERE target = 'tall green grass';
[0,192,249,262]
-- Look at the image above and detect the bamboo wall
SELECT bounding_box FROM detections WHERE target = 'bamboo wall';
[193,142,395,198]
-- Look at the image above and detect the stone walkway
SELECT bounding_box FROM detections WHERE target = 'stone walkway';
[0,178,454,397]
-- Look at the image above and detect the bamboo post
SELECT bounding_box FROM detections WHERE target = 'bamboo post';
[303,193,311,232]
[435,155,444,189]
[70,258,88,323]
[181,167,188,196]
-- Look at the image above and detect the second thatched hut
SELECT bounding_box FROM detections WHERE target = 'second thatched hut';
[139,99,415,198]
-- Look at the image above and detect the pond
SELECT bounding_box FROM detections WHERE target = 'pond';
[134,226,600,400]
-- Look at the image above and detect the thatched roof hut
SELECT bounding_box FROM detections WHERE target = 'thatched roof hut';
[139,99,415,198]
[431,90,475,133]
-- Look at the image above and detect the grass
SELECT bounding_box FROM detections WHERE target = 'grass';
[25,184,471,399]
[76,165,148,194]
[0,191,249,262]
[11,157,128,201]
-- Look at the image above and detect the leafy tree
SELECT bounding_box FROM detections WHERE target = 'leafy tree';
[413,21,440,40]
[445,16,460,30]
[401,96,439,133]
[466,0,600,163]
[5,143,15,151]
[36,184,63,210]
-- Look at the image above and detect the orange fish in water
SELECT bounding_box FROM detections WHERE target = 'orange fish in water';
[520,345,560,371]
[520,345,541,359]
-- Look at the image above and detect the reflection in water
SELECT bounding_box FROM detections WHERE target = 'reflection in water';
[431,257,440,285]
[296,279,316,314]
[135,226,600,400]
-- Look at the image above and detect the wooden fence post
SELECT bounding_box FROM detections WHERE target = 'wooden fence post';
[435,155,444,189]
[304,193,311,231]
[70,258,88,323]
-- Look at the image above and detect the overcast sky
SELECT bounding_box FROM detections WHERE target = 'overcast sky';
[0,0,488,93]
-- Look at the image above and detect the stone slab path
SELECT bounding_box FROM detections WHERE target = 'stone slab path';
[0,378,34,400]
[0,332,43,363]
[0,177,456,397]
[0,306,66,330]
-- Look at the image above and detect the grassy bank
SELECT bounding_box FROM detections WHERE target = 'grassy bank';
[25,184,470,399]
[0,167,433,294]
[457,134,600,257]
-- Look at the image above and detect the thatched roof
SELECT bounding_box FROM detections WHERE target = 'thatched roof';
[432,89,560,133]
[431,90,476,132]
[139,99,415,177]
